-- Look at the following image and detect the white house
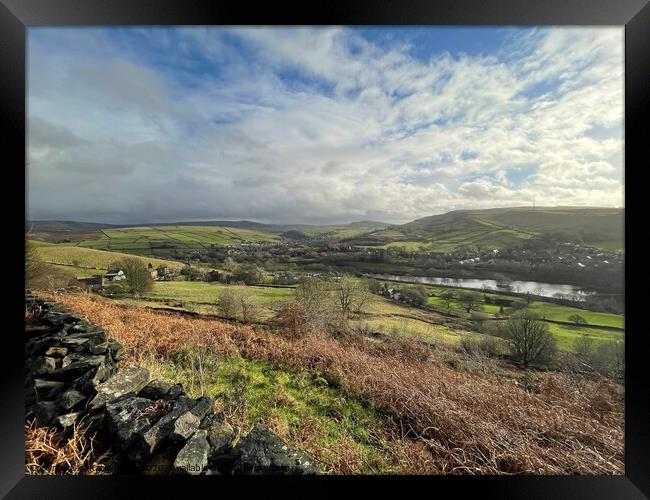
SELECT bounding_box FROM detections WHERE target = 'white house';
[105,270,126,281]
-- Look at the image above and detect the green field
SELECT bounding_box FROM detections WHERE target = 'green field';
[546,323,623,351]
[353,316,482,347]
[404,284,625,352]
[124,278,625,354]
[527,302,624,329]
[34,245,185,272]
[146,281,294,307]
[75,225,279,256]
[26,239,55,247]
[426,287,624,329]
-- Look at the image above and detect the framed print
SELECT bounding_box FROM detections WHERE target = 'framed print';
[2,0,648,498]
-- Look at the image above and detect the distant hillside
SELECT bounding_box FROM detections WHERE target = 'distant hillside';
[26,220,119,243]
[355,207,624,252]
[31,244,185,274]
[26,219,392,244]
[26,209,623,253]
[151,220,272,231]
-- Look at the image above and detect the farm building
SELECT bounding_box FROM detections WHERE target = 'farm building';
[105,270,126,281]
[155,266,175,281]
[78,276,105,290]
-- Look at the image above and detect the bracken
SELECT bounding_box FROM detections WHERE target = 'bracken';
[38,291,624,475]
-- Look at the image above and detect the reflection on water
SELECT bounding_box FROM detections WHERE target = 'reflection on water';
[364,273,596,300]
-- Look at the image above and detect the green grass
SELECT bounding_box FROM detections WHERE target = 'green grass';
[147,353,396,474]
[26,239,56,247]
[426,290,624,329]
[146,281,295,306]
[143,279,624,354]
[353,316,481,347]
[546,323,624,351]
[527,302,624,329]
[34,245,184,273]
[76,225,279,256]
[104,275,625,356]
[49,264,106,279]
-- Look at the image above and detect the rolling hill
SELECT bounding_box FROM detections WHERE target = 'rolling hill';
[27,207,623,256]
[354,207,624,252]
[31,244,186,275]
[26,220,392,251]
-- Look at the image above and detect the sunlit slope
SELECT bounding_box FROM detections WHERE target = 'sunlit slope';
[33,244,185,271]
[360,207,623,252]
[76,225,280,256]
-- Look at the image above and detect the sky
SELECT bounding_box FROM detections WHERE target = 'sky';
[27,26,624,225]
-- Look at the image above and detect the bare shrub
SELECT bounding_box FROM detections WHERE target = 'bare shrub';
[461,335,504,358]
[109,257,154,298]
[591,340,625,380]
[275,301,311,339]
[334,277,373,317]
[238,292,262,325]
[216,287,261,324]
[216,287,239,319]
[500,312,557,368]
[295,277,346,335]
[26,247,79,293]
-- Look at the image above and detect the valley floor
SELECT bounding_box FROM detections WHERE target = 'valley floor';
[103,279,624,353]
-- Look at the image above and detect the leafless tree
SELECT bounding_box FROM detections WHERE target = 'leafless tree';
[440,291,455,309]
[238,291,261,324]
[501,311,556,369]
[334,277,373,317]
[459,291,482,314]
[111,257,154,298]
[216,286,261,324]
[217,287,239,319]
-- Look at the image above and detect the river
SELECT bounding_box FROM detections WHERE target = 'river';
[363,273,596,300]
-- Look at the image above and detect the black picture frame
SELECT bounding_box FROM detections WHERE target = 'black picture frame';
[2,0,648,497]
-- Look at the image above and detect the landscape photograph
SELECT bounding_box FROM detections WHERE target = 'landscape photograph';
[25,26,624,475]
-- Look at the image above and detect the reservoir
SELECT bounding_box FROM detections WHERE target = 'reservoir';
[363,273,596,300]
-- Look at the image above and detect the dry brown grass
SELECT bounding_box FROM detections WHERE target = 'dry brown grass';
[25,418,111,475]
[38,291,624,475]
[25,301,45,326]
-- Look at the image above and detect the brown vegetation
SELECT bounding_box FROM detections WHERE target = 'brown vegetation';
[26,246,80,293]
[25,418,110,475]
[37,291,624,475]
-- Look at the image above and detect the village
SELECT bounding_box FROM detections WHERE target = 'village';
[157,235,623,294]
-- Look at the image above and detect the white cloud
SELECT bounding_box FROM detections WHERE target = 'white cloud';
[27,27,624,224]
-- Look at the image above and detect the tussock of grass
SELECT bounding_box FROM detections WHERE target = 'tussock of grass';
[25,419,111,475]
[40,291,624,475]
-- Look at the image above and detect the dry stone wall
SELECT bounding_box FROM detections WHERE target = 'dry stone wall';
[25,294,320,475]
